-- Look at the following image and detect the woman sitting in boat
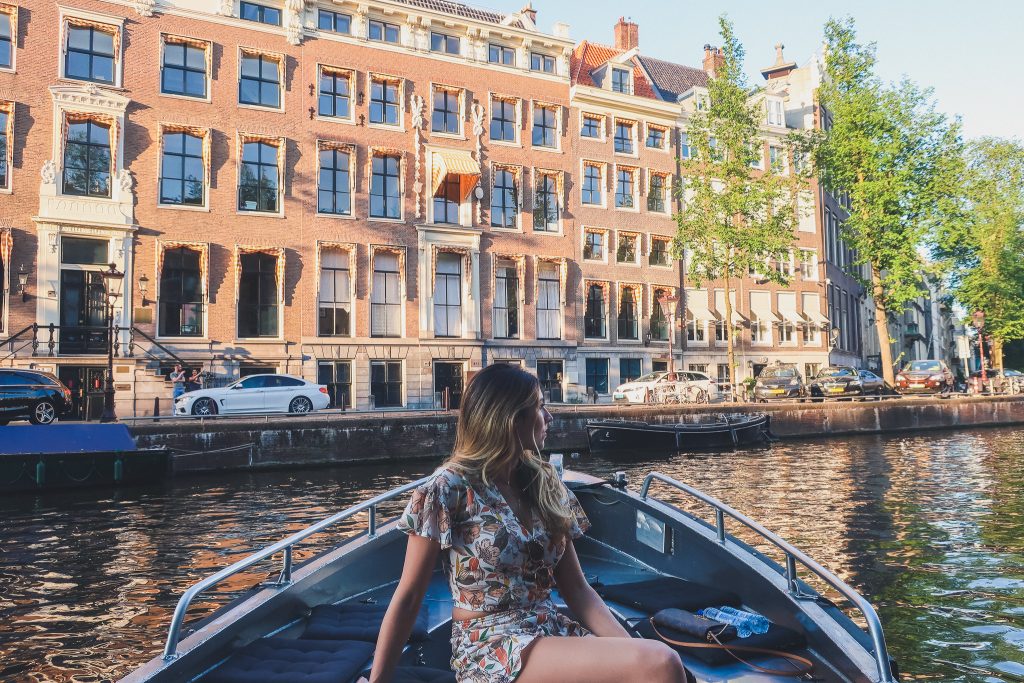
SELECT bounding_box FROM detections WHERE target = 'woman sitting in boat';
[365,364,689,683]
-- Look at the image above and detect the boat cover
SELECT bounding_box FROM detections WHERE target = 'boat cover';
[0,424,137,455]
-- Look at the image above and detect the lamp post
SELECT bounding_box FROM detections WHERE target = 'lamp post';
[658,292,680,378]
[100,262,124,423]
[972,310,987,383]
[17,263,29,302]
[138,273,150,307]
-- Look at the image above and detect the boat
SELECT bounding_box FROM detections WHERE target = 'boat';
[120,469,898,683]
[586,413,774,452]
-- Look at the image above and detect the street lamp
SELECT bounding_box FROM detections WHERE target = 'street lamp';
[657,292,679,378]
[138,273,150,307]
[17,263,30,302]
[829,326,841,349]
[972,310,987,383]
[100,262,124,423]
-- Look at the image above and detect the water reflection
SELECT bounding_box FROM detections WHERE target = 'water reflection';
[0,430,1022,681]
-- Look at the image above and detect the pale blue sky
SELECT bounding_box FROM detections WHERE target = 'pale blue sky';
[484,0,1023,140]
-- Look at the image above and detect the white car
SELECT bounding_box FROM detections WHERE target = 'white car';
[175,374,331,416]
[612,371,719,404]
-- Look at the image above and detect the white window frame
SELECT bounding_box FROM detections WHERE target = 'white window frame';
[767,98,785,127]
[686,318,708,345]
[316,64,356,125]
[430,83,465,139]
[236,133,285,217]
[159,34,212,104]
[369,247,406,338]
[612,118,638,157]
[157,125,211,212]
[579,111,607,142]
[315,141,356,220]
[583,281,609,341]
[613,164,639,212]
[237,47,285,113]
[492,257,521,340]
[530,101,562,152]
[489,163,521,231]
[536,260,563,340]
[799,248,818,281]
[367,73,405,131]
[644,122,669,152]
[580,160,606,208]
[649,236,672,268]
[316,245,356,339]
[646,170,669,213]
[0,4,18,74]
[615,231,641,266]
[58,8,124,87]
[582,227,609,263]
[488,94,521,147]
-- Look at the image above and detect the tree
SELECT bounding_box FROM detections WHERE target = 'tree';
[673,15,802,396]
[813,17,965,384]
[935,138,1024,369]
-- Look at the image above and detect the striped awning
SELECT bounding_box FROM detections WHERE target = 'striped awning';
[431,149,479,201]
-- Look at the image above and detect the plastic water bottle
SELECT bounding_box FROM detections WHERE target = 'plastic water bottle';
[699,607,753,638]
[718,606,770,634]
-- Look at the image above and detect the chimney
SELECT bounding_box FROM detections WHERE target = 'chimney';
[520,2,537,25]
[703,44,725,78]
[759,42,797,80]
[614,16,639,51]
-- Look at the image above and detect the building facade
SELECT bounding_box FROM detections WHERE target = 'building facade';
[0,0,865,416]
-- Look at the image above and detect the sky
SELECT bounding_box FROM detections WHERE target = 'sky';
[483,0,1024,141]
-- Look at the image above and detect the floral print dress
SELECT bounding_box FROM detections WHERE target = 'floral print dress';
[398,466,591,682]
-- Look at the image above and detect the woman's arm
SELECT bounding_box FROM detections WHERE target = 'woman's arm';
[554,541,631,638]
[367,535,440,683]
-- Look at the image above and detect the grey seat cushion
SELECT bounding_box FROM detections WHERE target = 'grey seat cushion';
[203,637,375,683]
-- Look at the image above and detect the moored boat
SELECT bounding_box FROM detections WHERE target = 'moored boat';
[120,468,897,683]
[586,413,774,452]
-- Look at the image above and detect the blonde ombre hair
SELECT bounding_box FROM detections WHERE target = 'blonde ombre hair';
[446,364,573,538]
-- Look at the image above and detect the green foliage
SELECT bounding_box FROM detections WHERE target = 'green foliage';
[935,137,1024,345]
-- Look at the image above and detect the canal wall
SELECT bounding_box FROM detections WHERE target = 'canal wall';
[127,396,1024,475]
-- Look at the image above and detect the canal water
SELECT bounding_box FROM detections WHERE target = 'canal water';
[1,427,1022,682]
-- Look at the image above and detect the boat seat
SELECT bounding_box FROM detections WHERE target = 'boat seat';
[595,576,741,613]
[302,601,430,643]
[202,637,375,683]
[363,665,457,683]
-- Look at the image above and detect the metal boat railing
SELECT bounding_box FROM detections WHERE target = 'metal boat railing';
[640,471,895,683]
[160,475,431,661]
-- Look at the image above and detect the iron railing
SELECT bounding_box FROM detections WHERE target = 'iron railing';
[639,471,895,683]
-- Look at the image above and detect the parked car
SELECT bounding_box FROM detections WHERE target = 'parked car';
[0,369,73,425]
[807,366,886,399]
[175,374,331,416]
[894,360,955,396]
[612,371,719,404]
[752,364,805,401]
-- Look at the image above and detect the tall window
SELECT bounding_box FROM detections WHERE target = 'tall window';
[0,11,11,69]
[494,260,519,339]
[715,320,727,343]
[370,154,401,219]
[0,109,9,189]
[318,9,350,33]
[433,175,460,224]
[533,172,560,231]
[162,38,207,98]
[238,140,279,212]
[370,77,399,125]
[532,105,557,148]
[585,358,609,395]
[650,238,670,266]
[490,98,516,142]
[318,250,351,336]
[769,145,785,172]
[648,173,666,212]
[615,167,635,208]
[430,32,460,55]
[434,253,462,337]
[318,68,351,119]
[63,119,110,198]
[537,262,561,340]
[618,287,638,340]
[581,114,602,139]
[368,20,399,43]
[160,131,204,206]
[317,147,351,215]
[238,252,279,337]
[489,44,514,65]
[767,99,784,126]
[616,233,637,263]
[680,132,692,158]
[800,249,818,280]
[490,168,516,228]
[240,2,281,25]
[650,288,668,341]
[611,68,630,94]
[751,316,769,344]
[158,247,203,337]
[614,121,633,154]
[530,52,555,73]
[584,283,606,338]
[687,319,706,342]
[620,358,642,383]
[583,230,604,261]
[582,163,602,205]
[371,251,402,337]
[432,88,460,134]
[65,23,115,84]
[717,364,730,385]
[370,361,402,407]
[239,53,280,108]
[646,126,665,149]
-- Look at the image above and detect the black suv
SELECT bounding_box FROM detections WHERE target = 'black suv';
[0,369,73,425]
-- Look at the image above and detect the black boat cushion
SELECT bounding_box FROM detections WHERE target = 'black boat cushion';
[203,637,375,683]
[633,618,806,666]
[361,666,457,683]
[302,601,430,642]
[596,577,741,613]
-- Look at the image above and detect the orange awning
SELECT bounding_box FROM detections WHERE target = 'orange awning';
[431,149,479,201]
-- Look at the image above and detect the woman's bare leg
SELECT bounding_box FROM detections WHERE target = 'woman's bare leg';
[515,636,688,683]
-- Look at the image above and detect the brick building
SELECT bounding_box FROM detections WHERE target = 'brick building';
[0,0,861,416]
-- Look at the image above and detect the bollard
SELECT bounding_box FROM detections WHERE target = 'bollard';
[153,396,161,421]
[35,460,45,486]
[114,458,123,482]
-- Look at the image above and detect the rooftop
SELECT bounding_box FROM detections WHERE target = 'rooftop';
[570,41,658,99]
[635,55,708,102]
[387,0,524,29]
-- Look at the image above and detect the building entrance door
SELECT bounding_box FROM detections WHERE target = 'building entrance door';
[537,360,563,403]
[60,271,108,354]
[317,361,352,409]
[433,361,464,409]
[57,366,106,420]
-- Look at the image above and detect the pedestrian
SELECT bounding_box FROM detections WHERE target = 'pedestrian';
[363,364,689,683]
[170,363,187,402]
[186,367,203,393]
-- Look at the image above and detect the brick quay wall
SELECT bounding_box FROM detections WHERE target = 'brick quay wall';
[127,396,1024,475]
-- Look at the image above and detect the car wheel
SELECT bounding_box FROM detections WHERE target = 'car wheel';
[30,400,58,425]
[191,398,218,416]
[289,396,313,414]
